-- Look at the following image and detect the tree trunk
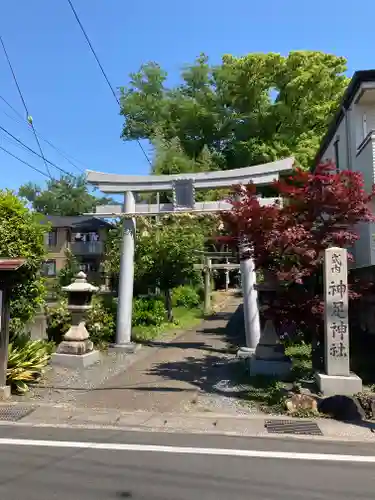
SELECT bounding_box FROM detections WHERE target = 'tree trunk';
[165,289,173,322]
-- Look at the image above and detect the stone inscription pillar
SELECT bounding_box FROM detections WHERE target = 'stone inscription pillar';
[316,247,362,395]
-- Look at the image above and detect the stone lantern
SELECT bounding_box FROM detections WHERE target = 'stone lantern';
[51,271,100,368]
[249,271,292,378]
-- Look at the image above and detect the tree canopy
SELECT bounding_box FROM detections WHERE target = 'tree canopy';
[120,51,348,171]
[0,190,48,336]
[18,174,115,216]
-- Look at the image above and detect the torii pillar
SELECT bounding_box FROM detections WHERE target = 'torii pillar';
[115,191,136,350]
[239,242,261,355]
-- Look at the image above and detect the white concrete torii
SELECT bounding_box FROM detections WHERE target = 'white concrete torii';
[86,157,294,351]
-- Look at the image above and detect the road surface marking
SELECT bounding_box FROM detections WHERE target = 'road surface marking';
[0,437,373,463]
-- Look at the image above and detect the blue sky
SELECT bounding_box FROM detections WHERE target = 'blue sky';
[0,0,373,191]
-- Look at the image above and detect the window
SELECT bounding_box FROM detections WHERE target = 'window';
[42,260,56,277]
[363,112,368,139]
[79,261,98,273]
[334,137,340,173]
[46,230,57,247]
[72,232,100,242]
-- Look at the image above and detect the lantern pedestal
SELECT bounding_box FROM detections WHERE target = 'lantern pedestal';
[52,350,100,369]
[249,319,292,377]
[248,277,292,378]
[51,272,100,369]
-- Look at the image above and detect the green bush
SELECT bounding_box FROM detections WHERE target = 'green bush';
[45,300,70,344]
[172,285,200,309]
[46,297,116,347]
[86,297,116,346]
[0,191,48,338]
[284,341,313,381]
[56,249,80,288]
[45,295,167,346]
[7,338,53,394]
[132,297,166,326]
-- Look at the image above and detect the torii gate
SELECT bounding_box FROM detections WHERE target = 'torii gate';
[86,157,294,351]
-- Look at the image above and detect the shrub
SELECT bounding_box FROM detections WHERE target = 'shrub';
[0,191,48,337]
[284,341,313,381]
[46,296,117,347]
[132,297,166,326]
[222,163,375,356]
[45,295,167,346]
[86,297,116,346]
[45,300,70,344]
[172,285,200,309]
[7,338,52,394]
[56,249,80,288]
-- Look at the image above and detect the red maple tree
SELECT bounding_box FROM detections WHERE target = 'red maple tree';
[221,162,375,347]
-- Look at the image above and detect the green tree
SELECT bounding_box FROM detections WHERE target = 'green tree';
[18,174,115,216]
[105,215,215,321]
[0,190,47,336]
[138,216,205,320]
[120,51,348,170]
[148,134,227,203]
[57,249,80,288]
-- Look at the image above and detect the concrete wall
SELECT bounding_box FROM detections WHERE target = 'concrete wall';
[24,312,48,341]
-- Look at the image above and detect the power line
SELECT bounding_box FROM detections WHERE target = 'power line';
[0,143,49,178]
[0,98,85,172]
[0,35,52,177]
[0,96,85,173]
[0,124,74,177]
[66,0,152,166]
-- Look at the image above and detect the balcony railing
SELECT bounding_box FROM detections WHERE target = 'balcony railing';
[70,241,104,255]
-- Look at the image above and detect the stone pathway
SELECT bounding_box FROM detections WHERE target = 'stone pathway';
[77,296,247,412]
[21,295,255,415]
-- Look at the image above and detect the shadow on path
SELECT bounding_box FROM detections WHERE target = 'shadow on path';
[145,303,248,399]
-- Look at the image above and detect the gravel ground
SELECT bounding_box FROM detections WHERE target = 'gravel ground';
[17,348,144,405]
[181,358,259,415]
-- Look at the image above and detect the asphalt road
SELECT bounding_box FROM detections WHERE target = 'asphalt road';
[0,425,374,499]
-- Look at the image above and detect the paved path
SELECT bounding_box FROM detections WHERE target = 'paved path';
[1,426,375,499]
[76,296,244,412]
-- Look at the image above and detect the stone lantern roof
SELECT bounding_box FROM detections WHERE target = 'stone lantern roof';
[62,271,99,294]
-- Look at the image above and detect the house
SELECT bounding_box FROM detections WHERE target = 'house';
[42,215,114,280]
[316,69,375,269]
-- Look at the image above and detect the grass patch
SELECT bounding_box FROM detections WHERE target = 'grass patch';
[241,342,316,415]
[243,375,287,414]
[132,306,203,343]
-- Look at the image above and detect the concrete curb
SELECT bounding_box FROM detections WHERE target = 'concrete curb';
[0,417,373,445]
[0,403,374,444]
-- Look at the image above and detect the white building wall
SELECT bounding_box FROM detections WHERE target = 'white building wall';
[319,103,375,269]
[355,133,375,191]
[321,117,349,171]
